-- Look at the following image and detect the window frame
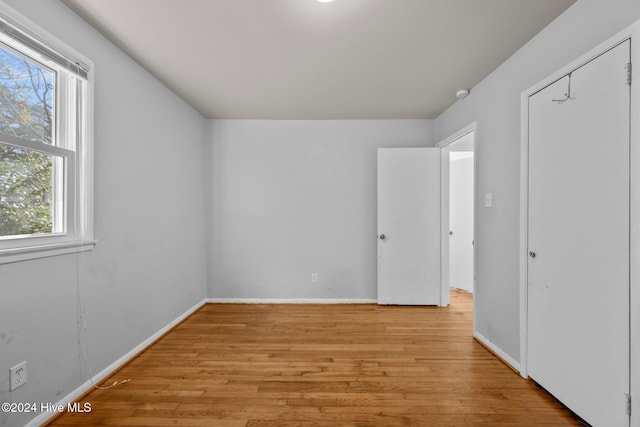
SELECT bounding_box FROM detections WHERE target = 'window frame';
[0,2,94,264]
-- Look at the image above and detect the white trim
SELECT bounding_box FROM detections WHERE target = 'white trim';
[0,133,73,157]
[28,299,206,427]
[436,122,476,312]
[519,87,530,379]
[0,2,92,72]
[474,331,521,373]
[436,122,476,148]
[82,65,95,245]
[206,298,378,304]
[519,21,640,413]
[0,240,96,264]
[630,22,640,427]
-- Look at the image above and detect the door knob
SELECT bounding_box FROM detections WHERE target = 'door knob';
[379,234,386,240]
[529,251,536,258]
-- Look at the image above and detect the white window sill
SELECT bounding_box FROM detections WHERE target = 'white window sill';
[0,240,97,265]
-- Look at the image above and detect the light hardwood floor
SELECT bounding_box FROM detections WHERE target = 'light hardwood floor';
[48,290,583,426]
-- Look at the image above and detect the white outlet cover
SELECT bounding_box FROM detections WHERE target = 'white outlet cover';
[10,361,27,391]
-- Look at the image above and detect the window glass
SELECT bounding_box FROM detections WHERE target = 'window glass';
[0,143,62,237]
[0,43,54,145]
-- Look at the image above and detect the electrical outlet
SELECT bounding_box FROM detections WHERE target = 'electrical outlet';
[311,273,318,283]
[10,361,27,391]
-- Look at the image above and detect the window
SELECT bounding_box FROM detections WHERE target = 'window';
[0,5,93,262]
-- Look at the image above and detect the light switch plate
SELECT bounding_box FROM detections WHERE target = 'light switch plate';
[485,192,493,208]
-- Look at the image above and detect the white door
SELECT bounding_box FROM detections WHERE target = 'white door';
[377,147,440,305]
[527,40,630,426]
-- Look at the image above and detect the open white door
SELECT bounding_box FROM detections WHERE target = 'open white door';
[527,40,630,426]
[377,147,440,305]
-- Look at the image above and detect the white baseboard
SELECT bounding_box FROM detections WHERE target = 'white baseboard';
[206,298,378,304]
[473,331,521,373]
[28,299,206,427]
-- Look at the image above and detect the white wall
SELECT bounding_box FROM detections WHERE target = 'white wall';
[449,153,474,293]
[208,120,433,300]
[434,0,640,362]
[0,1,207,426]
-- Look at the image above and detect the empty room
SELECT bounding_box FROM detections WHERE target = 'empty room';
[1,0,640,426]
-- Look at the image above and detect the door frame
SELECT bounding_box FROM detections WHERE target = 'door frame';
[436,122,476,311]
[519,20,640,424]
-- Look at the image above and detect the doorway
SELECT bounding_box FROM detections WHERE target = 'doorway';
[437,123,476,309]
[448,143,474,294]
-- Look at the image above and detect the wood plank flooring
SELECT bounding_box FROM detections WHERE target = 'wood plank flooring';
[48,290,584,426]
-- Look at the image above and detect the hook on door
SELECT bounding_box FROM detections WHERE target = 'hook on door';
[553,72,576,104]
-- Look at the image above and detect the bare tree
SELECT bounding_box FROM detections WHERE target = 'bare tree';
[0,47,54,236]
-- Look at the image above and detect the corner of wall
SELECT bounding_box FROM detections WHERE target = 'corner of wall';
[203,119,214,298]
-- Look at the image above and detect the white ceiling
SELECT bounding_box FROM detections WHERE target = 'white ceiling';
[62,0,575,119]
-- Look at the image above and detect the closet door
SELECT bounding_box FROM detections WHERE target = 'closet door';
[527,40,630,426]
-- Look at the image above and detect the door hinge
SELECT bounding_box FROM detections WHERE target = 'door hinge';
[625,393,631,415]
[627,62,632,85]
